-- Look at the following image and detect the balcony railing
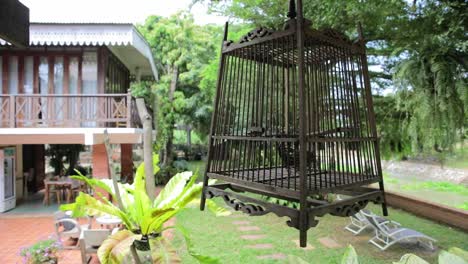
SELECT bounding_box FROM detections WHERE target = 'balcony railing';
[0,93,139,128]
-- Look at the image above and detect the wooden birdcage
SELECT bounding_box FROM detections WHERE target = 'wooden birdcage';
[200,0,388,247]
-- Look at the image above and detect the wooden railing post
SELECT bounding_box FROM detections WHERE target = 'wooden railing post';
[126,90,132,128]
[9,95,15,128]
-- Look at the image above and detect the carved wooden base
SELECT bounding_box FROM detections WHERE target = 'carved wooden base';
[203,184,385,247]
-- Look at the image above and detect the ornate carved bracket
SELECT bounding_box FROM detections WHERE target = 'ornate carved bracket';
[239,28,273,44]
[205,187,301,229]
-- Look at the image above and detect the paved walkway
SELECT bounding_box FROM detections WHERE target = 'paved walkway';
[0,216,94,264]
[229,210,343,260]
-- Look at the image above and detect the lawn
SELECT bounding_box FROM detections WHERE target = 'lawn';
[380,174,468,211]
[173,202,468,263]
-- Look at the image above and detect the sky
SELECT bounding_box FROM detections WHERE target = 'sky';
[19,0,228,25]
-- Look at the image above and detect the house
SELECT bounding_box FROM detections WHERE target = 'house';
[0,22,157,211]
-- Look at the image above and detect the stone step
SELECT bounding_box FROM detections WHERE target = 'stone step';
[256,253,286,260]
[246,243,273,249]
[318,237,342,249]
[240,234,267,240]
[238,226,261,232]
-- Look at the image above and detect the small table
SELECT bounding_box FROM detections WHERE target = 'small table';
[43,179,72,205]
[96,215,122,229]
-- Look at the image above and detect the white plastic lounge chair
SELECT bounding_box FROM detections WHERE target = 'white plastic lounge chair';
[361,211,436,251]
[345,209,401,235]
[54,211,90,249]
[80,229,112,264]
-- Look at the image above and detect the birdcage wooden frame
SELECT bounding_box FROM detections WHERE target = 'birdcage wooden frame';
[200,0,387,247]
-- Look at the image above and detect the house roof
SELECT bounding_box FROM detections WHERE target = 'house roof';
[0,23,158,79]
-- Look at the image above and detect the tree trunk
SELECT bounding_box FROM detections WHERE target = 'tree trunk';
[186,126,192,146]
[162,67,179,172]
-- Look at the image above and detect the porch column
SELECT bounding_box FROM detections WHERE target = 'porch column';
[120,144,133,182]
[92,144,109,179]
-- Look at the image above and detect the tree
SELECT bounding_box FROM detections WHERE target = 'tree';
[139,13,218,179]
[45,144,84,176]
[199,0,467,156]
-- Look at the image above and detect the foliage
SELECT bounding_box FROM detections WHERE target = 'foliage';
[131,81,153,100]
[61,155,229,263]
[139,14,218,145]
[19,238,60,264]
[45,144,84,176]
[199,0,467,157]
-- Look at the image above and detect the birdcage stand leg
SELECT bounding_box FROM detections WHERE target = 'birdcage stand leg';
[200,175,210,211]
[378,181,388,216]
[299,211,308,247]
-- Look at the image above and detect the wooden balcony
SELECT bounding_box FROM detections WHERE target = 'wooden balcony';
[0,93,140,128]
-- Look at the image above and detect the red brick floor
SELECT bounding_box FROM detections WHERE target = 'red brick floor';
[0,216,99,264]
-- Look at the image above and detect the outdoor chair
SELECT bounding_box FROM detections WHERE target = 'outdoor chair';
[54,211,91,249]
[66,179,86,203]
[79,229,111,264]
[345,209,401,235]
[361,210,436,251]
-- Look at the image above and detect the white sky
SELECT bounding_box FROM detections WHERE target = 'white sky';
[19,0,228,25]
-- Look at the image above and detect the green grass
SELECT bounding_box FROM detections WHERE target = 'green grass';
[173,202,468,264]
[456,202,468,211]
[402,181,468,196]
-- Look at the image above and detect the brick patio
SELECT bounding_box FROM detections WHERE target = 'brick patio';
[0,216,99,264]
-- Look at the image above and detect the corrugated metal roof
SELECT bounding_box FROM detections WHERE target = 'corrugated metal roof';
[0,23,136,46]
[0,23,158,79]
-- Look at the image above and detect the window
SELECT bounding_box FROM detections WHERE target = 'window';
[39,57,48,95]
[82,51,97,94]
[54,56,64,95]
[69,57,79,94]
[24,56,34,94]
[8,56,18,94]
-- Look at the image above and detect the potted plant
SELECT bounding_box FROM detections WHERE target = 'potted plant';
[61,154,227,263]
[19,238,60,264]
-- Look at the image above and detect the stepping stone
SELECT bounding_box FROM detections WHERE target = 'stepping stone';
[232,220,251,225]
[238,226,261,232]
[256,253,286,260]
[318,237,342,249]
[246,243,273,249]
[240,234,267,240]
[228,213,245,218]
[292,239,315,250]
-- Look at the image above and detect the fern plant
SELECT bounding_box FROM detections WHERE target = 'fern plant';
[61,155,226,264]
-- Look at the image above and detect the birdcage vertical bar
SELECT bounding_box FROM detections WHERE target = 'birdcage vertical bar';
[357,24,388,216]
[295,0,310,247]
[201,22,230,211]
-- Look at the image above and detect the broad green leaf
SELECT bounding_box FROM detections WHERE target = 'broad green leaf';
[439,250,468,264]
[151,238,181,264]
[341,245,359,264]
[448,247,468,262]
[153,171,193,209]
[98,229,138,264]
[177,226,222,264]
[205,200,232,217]
[393,254,429,264]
